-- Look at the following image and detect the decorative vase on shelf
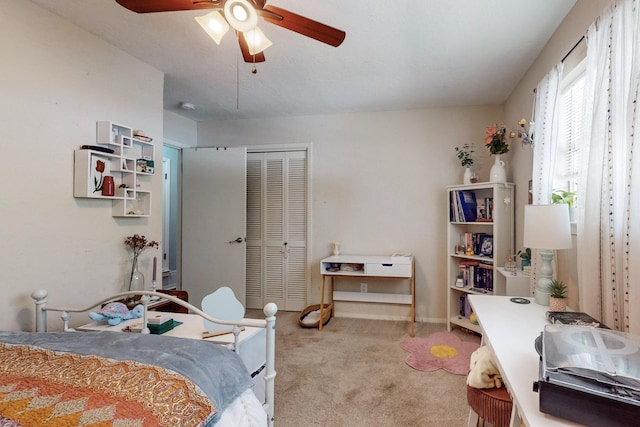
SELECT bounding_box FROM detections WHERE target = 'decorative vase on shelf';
[463,167,472,184]
[101,176,115,197]
[489,154,507,183]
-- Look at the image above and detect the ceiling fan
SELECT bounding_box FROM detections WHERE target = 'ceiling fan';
[115,0,346,63]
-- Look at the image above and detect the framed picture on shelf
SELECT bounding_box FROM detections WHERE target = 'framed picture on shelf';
[480,235,493,257]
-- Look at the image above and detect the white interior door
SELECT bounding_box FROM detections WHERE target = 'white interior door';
[182,147,247,308]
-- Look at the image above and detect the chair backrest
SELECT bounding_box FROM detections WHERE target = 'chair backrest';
[201,287,245,333]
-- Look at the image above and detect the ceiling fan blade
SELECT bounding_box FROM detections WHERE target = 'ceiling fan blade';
[238,33,266,63]
[115,0,222,13]
[261,5,345,47]
[249,0,266,9]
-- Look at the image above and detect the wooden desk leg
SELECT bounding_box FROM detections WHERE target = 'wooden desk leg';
[319,275,326,331]
[329,276,334,317]
[410,276,416,336]
[410,261,415,337]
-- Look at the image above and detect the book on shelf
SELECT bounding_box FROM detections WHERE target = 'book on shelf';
[472,262,494,292]
[458,232,492,257]
[459,295,472,318]
[546,311,608,328]
[450,190,478,222]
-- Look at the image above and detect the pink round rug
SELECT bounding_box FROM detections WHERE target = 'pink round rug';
[401,332,479,375]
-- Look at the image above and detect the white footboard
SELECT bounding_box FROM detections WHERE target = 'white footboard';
[31,289,277,427]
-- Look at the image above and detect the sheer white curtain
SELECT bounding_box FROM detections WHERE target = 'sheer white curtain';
[578,0,640,332]
[529,63,564,294]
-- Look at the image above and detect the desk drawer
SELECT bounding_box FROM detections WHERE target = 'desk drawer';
[366,262,411,277]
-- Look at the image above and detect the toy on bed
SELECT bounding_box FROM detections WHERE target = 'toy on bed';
[88,302,144,325]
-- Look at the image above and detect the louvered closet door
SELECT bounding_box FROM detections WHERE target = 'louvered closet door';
[246,151,307,311]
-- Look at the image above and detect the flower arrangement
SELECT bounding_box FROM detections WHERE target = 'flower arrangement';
[484,125,509,155]
[124,234,159,291]
[517,118,534,147]
[454,144,475,167]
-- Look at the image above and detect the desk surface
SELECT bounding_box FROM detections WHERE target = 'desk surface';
[468,295,582,427]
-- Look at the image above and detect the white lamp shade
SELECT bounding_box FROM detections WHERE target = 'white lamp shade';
[243,27,272,55]
[195,11,229,45]
[224,0,258,32]
[523,204,572,250]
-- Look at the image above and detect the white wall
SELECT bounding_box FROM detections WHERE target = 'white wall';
[198,106,503,322]
[505,0,609,309]
[0,2,164,331]
[164,110,197,147]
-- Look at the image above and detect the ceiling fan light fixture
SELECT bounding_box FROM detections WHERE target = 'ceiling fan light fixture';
[224,0,257,32]
[195,11,229,45]
[243,26,272,55]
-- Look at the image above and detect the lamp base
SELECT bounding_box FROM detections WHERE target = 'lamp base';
[534,250,554,306]
[535,286,551,306]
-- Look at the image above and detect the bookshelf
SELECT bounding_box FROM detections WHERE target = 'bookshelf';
[447,182,515,333]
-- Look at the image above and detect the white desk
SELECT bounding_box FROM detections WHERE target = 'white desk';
[319,255,415,336]
[78,312,267,402]
[468,295,582,427]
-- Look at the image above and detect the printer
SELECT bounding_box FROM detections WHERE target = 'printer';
[534,324,640,426]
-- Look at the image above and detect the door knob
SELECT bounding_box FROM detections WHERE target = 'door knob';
[228,237,244,243]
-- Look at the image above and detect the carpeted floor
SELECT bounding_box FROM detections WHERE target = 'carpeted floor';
[252,309,481,426]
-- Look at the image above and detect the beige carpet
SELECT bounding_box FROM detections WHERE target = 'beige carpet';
[252,310,481,426]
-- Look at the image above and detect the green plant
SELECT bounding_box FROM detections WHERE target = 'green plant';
[517,248,531,261]
[454,144,475,167]
[551,189,577,208]
[547,279,568,299]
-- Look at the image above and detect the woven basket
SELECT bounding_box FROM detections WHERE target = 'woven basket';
[298,304,332,328]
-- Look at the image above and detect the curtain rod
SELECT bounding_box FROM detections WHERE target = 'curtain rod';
[561,36,585,63]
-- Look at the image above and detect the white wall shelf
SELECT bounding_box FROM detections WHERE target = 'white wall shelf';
[74,121,154,217]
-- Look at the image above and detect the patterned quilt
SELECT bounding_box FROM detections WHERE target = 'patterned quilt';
[0,332,254,427]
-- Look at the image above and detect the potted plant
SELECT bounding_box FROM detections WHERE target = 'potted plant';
[547,279,568,312]
[484,125,509,156]
[454,144,477,184]
[551,189,576,207]
[484,124,509,183]
[517,248,531,271]
[551,189,577,221]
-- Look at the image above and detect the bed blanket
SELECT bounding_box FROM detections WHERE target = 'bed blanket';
[0,331,253,426]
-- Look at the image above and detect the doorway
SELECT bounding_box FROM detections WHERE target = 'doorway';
[162,145,180,290]
[163,143,310,311]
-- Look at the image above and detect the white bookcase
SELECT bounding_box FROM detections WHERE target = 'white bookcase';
[74,121,154,217]
[446,183,514,333]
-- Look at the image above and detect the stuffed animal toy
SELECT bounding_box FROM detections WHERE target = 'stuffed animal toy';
[467,345,503,389]
[88,302,144,326]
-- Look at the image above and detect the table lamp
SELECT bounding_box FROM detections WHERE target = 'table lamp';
[523,204,572,305]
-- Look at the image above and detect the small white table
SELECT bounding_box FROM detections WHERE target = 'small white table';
[78,312,267,402]
[468,295,582,426]
[319,255,415,336]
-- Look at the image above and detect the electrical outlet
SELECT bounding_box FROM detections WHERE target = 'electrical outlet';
[360,283,367,293]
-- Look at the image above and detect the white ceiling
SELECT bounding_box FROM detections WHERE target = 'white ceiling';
[30,0,577,122]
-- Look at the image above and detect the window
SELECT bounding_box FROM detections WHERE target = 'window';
[554,59,586,195]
